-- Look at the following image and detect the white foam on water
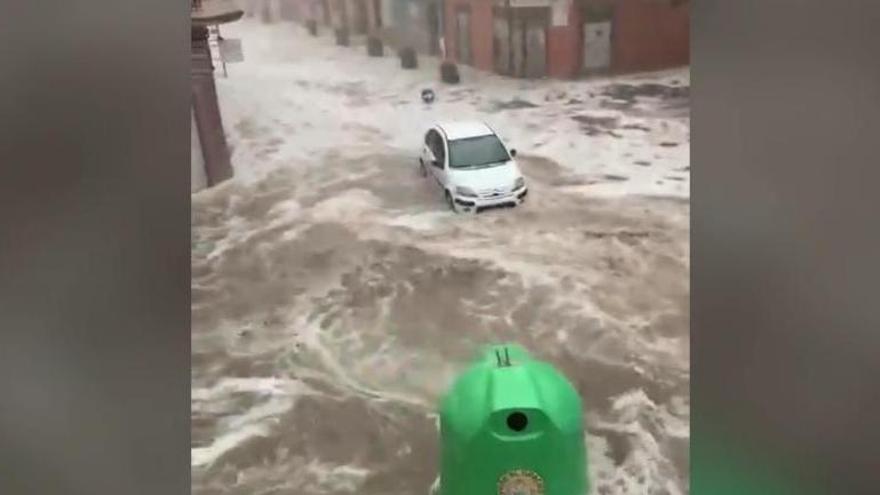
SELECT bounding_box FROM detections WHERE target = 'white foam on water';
[203,214,249,260]
[191,377,315,467]
[266,198,303,218]
[192,376,288,402]
[611,388,658,419]
[192,422,272,468]
[289,312,434,410]
[585,388,689,494]
[303,460,370,493]
[385,211,454,231]
[308,188,383,223]
[201,196,311,263]
[586,433,618,492]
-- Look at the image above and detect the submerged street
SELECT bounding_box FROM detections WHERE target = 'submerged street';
[192,17,690,495]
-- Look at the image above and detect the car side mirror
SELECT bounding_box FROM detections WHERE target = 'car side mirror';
[509,148,517,157]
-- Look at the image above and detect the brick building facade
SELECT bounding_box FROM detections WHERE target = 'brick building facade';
[441,0,688,78]
[611,0,689,72]
[292,0,687,78]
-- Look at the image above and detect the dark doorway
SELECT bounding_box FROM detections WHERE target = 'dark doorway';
[494,7,547,78]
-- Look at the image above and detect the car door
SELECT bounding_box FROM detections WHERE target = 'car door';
[421,130,435,169]
[430,130,449,189]
[422,129,445,186]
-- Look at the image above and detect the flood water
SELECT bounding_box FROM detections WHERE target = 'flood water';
[192,150,689,495]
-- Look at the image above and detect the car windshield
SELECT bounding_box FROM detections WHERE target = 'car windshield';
[448,135,510,169]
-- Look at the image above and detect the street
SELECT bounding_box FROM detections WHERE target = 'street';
[192,17,690,495]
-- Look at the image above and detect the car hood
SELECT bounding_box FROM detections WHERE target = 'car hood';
[450,161,521,191]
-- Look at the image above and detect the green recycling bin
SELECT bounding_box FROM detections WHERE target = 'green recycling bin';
[439,344,588,495]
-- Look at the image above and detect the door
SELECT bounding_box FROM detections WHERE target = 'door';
[493,14,510,75]
[456,8,471,64]
[583,21,612,71]
[506,9,547,78]
[433,132,449,187]
[422,130,436,168]
[422,130,439,185]
[423,130,448,188]
[511,19,524,77]
[524,18,546,78]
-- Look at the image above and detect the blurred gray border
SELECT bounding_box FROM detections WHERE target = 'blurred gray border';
[693,0,880,492]
[1,0,880,494]
[0,0,191,494]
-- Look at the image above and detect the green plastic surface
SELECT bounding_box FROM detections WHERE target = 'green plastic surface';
[439,344,588,495]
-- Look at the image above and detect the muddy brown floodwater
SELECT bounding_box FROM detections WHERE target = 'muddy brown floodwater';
[192,151,689,495]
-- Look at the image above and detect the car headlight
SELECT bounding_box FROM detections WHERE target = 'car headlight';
[455,186,478,197]
[514,177,525,190]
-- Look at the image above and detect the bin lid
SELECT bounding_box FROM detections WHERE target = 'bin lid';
[440,344,583,441]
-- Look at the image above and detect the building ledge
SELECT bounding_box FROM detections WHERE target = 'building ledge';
[191,0,244,26]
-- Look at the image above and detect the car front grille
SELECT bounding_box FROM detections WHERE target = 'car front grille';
[478,187,511,199]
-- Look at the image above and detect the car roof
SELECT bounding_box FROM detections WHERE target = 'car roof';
[436,121,494,140]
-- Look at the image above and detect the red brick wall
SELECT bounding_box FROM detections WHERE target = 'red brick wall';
[440,0,686,79]
[471,1,494,71]
[444,0,587,79]
[546,2,583,79]
[444,0,494,71]
[612,0,689,73]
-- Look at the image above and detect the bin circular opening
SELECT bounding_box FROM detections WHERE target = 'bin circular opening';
[506,412,528,432]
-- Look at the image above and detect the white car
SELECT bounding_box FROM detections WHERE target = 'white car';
[419,121,528,213]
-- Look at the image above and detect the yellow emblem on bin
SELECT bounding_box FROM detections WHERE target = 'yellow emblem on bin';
[498,469,544,495]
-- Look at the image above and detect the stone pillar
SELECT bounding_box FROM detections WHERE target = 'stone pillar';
[191,25,233,187]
